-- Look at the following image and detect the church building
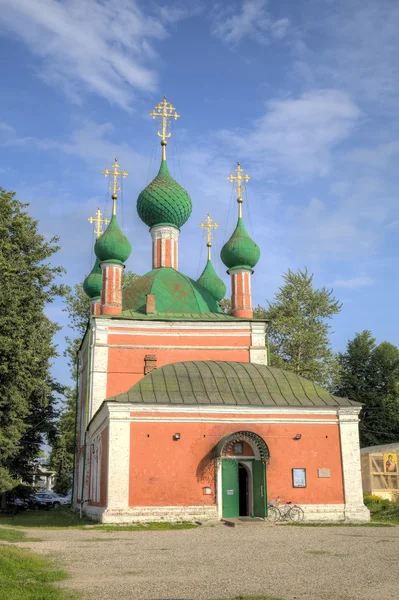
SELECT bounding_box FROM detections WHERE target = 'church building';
[74,97,369,524]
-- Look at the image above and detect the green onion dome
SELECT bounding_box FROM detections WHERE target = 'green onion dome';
[220,217,260,271]
[95,215,131,264]
[83,258,102,299]
[137,159,192,229]
[197,259,226,302]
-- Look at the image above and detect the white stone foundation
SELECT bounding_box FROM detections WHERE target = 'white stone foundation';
[84,502,369,523]
[85,505,218,523]
[300,503,370,523]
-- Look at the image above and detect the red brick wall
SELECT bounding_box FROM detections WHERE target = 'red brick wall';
[128,417,345,507]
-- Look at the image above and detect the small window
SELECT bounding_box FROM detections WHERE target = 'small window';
[233,442,243,455]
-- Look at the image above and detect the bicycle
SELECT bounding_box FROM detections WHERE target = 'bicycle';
[266,496,304,522]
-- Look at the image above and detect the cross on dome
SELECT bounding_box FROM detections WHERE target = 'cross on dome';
[102,158,128,215]
[199,213,220,260]
[88,207,110,238]
[227,161,251,218]
[150,95,180,160]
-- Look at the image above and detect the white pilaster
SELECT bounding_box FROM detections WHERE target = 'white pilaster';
[89,320,109,420]
[339,408,370,522]
[107,405,131,509]
[250,321,267,365]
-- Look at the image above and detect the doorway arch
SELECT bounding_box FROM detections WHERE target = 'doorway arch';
[215,431,269,519]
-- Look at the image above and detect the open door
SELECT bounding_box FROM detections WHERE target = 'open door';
[253,460,267,517]
[222,459,239,518]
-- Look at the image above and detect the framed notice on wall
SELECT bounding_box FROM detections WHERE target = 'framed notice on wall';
[292,468,306,488]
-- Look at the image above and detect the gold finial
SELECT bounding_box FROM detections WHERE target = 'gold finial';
[88,207,110,238]
[227,161,251,218]
[199,213,220,260]
[102,157,128,216]
[150,95,180,160]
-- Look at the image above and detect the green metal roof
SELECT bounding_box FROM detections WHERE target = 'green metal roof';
[83,257,102,299]
[137,159,192,229]
[221,217,260,271]
[122,267,222,315]
[95,215,132,264]
[197,259,226,303]
[108,361,360,407]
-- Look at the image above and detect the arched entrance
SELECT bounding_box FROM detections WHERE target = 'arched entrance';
[215,431,269,519]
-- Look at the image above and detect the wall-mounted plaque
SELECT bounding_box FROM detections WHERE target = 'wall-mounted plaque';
[226,490,234,495]
[292,468,306,488]
[318,468,331,478]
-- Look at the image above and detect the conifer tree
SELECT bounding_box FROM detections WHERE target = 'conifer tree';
[257,268,342,388]
[335,331,399,446]
[0,189,64,493]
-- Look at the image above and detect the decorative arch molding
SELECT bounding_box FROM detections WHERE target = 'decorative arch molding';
[215,431,270,462]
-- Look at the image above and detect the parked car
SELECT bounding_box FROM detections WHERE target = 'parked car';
[27,495,54,510]
[7,496,29,513]
[34,492,70,507]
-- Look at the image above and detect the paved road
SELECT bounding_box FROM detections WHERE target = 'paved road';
[17,523,399,600]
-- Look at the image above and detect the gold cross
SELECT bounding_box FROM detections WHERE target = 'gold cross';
[150,95,180,160]
[227,161,251,218]
[102,158,128,215]
[88,207,110,238]
[199,213,219,260]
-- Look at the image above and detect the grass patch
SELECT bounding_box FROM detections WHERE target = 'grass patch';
[82,537,120,542]
[0,544,76,599]
[0,510,197,531]
[0,528,42,543]
[92,522,197,532]
[306,550,349,557]
[0,509,91,529]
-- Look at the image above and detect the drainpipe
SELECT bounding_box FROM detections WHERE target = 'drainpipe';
[71,350,80,506]
[80,321,93,515]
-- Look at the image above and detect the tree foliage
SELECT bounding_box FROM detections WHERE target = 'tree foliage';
[258,268,342,388]
[0,189,64,493]
[335,331,399,447]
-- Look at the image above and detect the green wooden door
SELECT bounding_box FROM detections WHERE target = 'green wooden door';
[253,460,267,517]
[222,459,239,518]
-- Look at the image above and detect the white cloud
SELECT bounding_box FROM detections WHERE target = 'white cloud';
[331,276,374,289]
[211,0,289,46]
[295,0,399,109]
[217,89,360,177]
[346,142,399,169]
[0,0,190,109]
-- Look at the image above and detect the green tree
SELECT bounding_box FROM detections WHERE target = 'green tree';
[335,331,399,446]
[260,268,342,388]
[0,189,64,494]
[50,270,139,492]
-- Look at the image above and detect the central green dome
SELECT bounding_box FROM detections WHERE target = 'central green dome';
[137,160,192,229]
[122,268,222,315]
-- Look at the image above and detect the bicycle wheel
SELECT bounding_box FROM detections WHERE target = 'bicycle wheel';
[289,506,304,522]
[266,507,280,522]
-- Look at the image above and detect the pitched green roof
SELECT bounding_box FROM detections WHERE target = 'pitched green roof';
[221,217,260,271]
[197,259,226,302]
[95,215,132,264]
[108,361,360,408]
[137,159,192,229]
[122,268,222,315]
[83,257,102,299]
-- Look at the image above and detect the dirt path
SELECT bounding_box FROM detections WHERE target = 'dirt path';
[16,524,399,600]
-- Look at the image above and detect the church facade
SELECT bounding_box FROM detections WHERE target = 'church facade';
[74,97,369,524]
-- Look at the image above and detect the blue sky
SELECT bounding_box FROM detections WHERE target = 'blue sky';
[0,0,398,386]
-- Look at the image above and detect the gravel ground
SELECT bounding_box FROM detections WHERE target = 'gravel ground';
[14,523,399,600]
